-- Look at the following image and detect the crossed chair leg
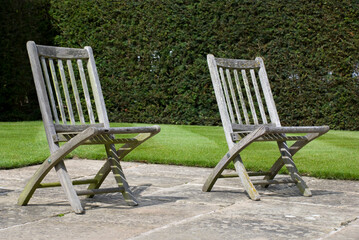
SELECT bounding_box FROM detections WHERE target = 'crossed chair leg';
[202,127,322,200]
[202,127,266,199]
[18,130,156,213]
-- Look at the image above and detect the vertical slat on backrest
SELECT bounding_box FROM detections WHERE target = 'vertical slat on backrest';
[40,57,59,124]
[219,67,235,123]
[233,70,250,124]
[77,59,95,124]
[58,60,75,124]
[256,57,281,126]
[67,60,85,124]
[85,46,109,128]
[250,69,267,124]
[241,69,258,124]
[225,69,242,124]
[49,59,67,124]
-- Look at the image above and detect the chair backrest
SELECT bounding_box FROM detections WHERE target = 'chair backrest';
[27,41,109,152]
[207,54,281,147]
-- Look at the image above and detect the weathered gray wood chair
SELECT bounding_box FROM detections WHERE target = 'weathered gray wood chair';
[19,41,160,213]
[204,54,329,200]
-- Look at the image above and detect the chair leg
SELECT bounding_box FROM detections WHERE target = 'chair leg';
[202,127,266,199]
[277,141,312,197]
[18,157,57,206]
[18,159,84,213]
[107,144,138,205]
[86,135,150,199]
[86,160,112,198]
[55,161,84,213]
[87,143,138,205]
[233,156,260,200]
[264,133,319,187]
[18,128,98,212]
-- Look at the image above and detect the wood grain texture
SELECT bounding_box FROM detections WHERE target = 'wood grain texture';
[55,161,84,213]
[250,69,267,124]
[241,69,258,124]
[277,141,312,196]
[58,59,75,124]
[38,179,98,188]
[41,57,59,123]
[77,59,96,124]
[37,45,89,59]
[107,146,138,206]
[256,57,281,126]
[219,67,235,123]
[85,46,109,127]
[215,57,259,69]
[205,54,330,200]
[202,127,266,194]
[21,41,161,213]
[49,58,67,124]
[54,123,104,132]
[67,60,85,124]
[225,69,242,124]
[207,54,234,148]
[18,127,97,208]
[234,69,249,124]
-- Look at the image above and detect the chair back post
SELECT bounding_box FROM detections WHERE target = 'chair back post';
[26,41,59,153]
[207,54,235,148]
[255,57,281,127]
[85,46,110,128]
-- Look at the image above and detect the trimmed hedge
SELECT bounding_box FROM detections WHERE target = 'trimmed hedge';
[0,0,55,121]
[2,1,359,130]
[49,0,359,129]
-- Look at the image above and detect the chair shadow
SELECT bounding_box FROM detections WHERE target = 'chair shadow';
[0,188,14,196]
[20,184,344,213]
[17,183,187,213]
[257,184,343,198]
[210,185,343,199]
[81,183,188,210]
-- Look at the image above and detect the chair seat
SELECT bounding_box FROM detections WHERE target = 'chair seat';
[232,132,308,141]
[53,126,160,144]
[54,133,139,144]
[232,125,329,142]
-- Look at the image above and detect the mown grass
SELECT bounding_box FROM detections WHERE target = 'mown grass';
[0,121,358,180]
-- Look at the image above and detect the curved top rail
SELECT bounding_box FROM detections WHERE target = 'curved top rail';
[215,57,260,69]
[37,45,89,59]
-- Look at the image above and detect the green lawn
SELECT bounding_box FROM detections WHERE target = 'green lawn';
[0,121,358,180]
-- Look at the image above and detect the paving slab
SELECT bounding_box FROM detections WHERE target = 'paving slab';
[0,159,358,240]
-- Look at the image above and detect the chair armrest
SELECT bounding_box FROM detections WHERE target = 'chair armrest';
[96,125,161,134]
[264,126,329,134]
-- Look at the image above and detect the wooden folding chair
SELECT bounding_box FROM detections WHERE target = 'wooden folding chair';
[18,41,160,213]
[204,54,329,200]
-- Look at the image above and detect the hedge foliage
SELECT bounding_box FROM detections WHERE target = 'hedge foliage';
[0,0,55,121]
[2,1,359,130]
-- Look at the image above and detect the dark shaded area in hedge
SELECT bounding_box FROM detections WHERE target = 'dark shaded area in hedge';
[2,0,359,130]
[0,0,55,121]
